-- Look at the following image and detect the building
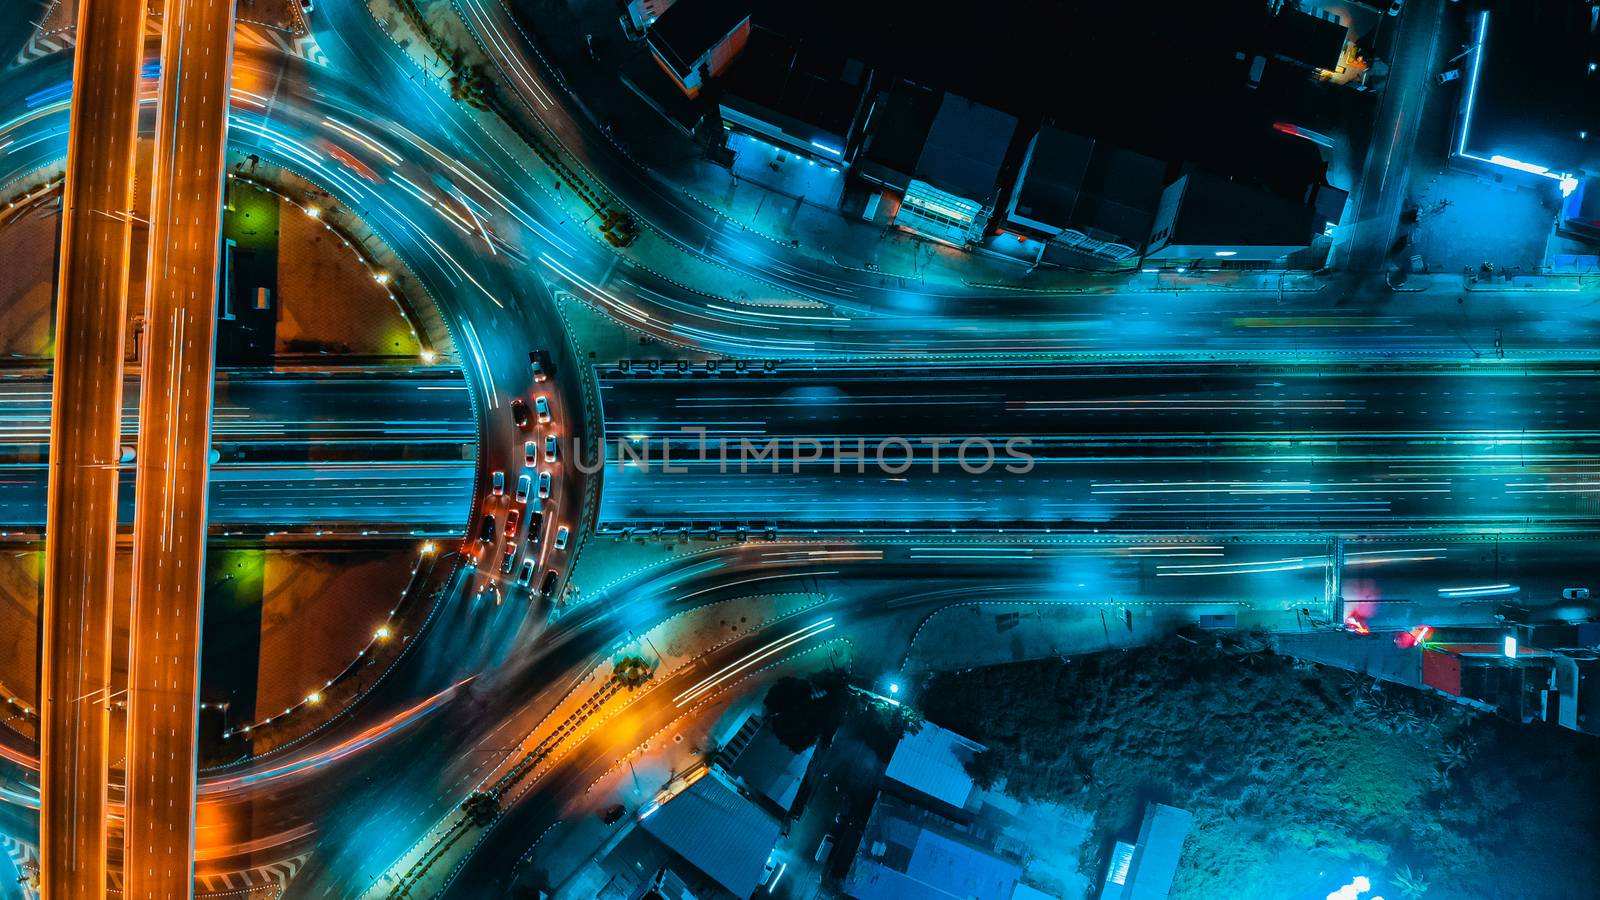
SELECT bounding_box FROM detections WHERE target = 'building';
[882,722,984,818]
[1450,3,1599,189]
[647,0,752,98]
[897,95,1017,244]
[1145,172,1341,264]
[718,28,873,166]
[716,712,816,816]
[843,793,1022,900]
[854,84,1017,244]
[626,868,701,900]
[1269,6,1347,73]
[1003,127,1169,262]
[637,766,782,898]
[855,80,943,191]
[1560,174,1600,244]
[1099,804,1192,900]
[621,0,678,36]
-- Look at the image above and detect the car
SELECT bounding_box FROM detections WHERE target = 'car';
[538,471,552,498]
[1388,0,1403,15]
[525,440,538,465]
[479,513,496,543]
[500,550,516,575]
[1437,68,1461,85]
[815,834,835,863]
[539,568,559,597]
[601,803,627,825]
[1562,587,1591,601]
[515,472,532,503]
[534,395,551,423]
[527,512,545,547]
[298,0,314,13]
[491,470,504,495]
[515,559,536,589]
[544,435,559,462]
[510,399,530,428]
[505,508,520,541]
[529,350,552,382]
[554,525,570,550]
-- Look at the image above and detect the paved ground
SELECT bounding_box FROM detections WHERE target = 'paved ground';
[0,198,58,361]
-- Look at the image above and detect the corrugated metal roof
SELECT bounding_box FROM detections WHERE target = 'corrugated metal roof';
[639,769,781,898]
[884,723,984,811]
[844,802,1020,900]
[1123,804,1192,900]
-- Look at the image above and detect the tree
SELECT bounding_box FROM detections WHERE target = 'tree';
[763,671,848,752]
[613,654,654,689]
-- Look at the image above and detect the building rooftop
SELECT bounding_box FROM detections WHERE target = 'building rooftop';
[1463,0,1600,176]
[913,94,1017,201]
[1270,7,1346,71]
[1122,804,1192,900]
[884,722,984,812]
[858,80,943,187]
[638,768,781,899]
[649,0,752,78]
[1009,127,1169,246]
[1159,173,1319,249]
[721,718,816,812]
[844,794,1021,900]
[1010,128,1096,230]
[720,28,871,143]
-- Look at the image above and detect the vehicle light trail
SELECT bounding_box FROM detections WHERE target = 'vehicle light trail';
[674,618,837,707]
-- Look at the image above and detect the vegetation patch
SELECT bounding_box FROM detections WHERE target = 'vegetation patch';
[921,640,1600,900]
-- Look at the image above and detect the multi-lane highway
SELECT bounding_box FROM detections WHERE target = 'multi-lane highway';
[37,0,146,895]
[597,363,1600,532]
[125,0,238,889]
[0,369,474,451]
[0,370,476,533]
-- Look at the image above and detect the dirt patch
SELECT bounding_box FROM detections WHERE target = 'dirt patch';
[253,548,417,718]
[276,200,422,358]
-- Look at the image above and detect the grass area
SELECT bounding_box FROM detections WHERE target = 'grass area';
[920,641,1600,900]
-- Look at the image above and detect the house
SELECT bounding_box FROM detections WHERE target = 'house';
[843,793,1022,900]
[1003,127,1169,261]
[718,28,873,166]
[647,0,752,98]
[882,722,985,818]
[1145,172,1336,263]
[1099,804,1192,900]
[637,767,782,898]
[716,712,816,816]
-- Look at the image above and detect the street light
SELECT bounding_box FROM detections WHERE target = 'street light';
[887,681,900,695]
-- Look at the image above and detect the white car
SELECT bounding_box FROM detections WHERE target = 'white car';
[515,472,532,503]
[491,470,504,495]
[538,470,552,498]
[534,395,551,423]
[1387,0,1403,16]
[525,440,538,465]
[514,559,535,589]
[554,525,570,550]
